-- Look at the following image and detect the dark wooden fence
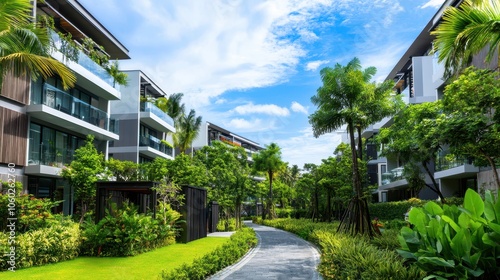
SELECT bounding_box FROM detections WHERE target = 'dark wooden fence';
[179,185,207,243]
[207,201,219,233]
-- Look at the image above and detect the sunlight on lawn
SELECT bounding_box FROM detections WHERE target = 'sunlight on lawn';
[0,237,229,280]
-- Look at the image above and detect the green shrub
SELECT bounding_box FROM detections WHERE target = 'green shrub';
[216,218,236,232]
[0,218,80,271]
[161,227,257,280]
[369,200,424,221]
[275,207,293,218]
[316,230,425,279]
[80,202,180,257]
[370,228,401,251]
[398,189,500,279]
[0,194,61,233]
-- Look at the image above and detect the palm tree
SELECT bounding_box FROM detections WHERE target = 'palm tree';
[431,0,500,78]
[174,109,202,154]
[166,93,185,121]
[106,60,128,87]
[0,0,75,90]
[309,57,393,236]
[252,143,285,219]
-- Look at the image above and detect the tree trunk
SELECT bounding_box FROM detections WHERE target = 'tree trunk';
[357,125,363,161]
[481,151,500,190]
[337,123,374,236]
[422,161,446,202]
[348,123,362,197]
[326,188,332,222]
[268,170,274,219]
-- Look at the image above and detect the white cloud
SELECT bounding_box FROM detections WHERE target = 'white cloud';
[215,98,227,105]
[420,0,445,9]
[305,60,330,71]
[291,101,308,114]
[278,126,342,167]
[224,118,281,133]
[232,103,290,117]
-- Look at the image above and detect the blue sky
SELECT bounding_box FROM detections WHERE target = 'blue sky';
[79,0,445,168]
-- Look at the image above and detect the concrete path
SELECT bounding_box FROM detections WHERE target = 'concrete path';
[209,221,322,280]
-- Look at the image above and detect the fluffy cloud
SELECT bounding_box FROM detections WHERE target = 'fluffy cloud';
[232,103,290,117]
[305,60,330,71]
[291,101,308,114]
[420,0,445,9]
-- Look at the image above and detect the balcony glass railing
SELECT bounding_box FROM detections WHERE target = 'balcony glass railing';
[139,135,173,157]
[381,167,405,185]
[140,102,175,128]
[32,84,110,130]
[28,147,75,168]
[50,30,115,87]
[435,152,472,172]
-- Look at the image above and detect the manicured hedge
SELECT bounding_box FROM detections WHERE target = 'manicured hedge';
[369,200,422,221]
[160,227,257,280]
[0,220,80,271]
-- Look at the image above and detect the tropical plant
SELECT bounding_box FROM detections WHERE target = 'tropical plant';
[0,0,75,90]
[398,189,500,279]
[106,60,128,86]
[309,57,394,236]
[432,0,500,78]
[440,67,500,189]
[377,101,447,201]
[174,109,202,154]
[252,143,285,219]
[60,135,105,223]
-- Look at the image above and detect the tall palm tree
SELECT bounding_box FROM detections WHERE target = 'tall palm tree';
[166,92,185,121]
[309,57,393,236]
[174,109,202,154]
[432,0,500,78]
[252,143,285,220]
[0,0,75,90]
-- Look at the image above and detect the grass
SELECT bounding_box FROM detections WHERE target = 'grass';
[0,237,229,280]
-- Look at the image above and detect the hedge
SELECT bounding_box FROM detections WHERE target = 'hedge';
[0,220,80,271]
[160,227,257,280]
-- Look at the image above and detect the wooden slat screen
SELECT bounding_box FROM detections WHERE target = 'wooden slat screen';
[0,73,30,105]
[0,108,28,166]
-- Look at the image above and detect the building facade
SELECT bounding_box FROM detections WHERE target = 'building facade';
[0,0,129,214]
[109,70,176,163]
[192,122,263,161]
[364,0,498,202]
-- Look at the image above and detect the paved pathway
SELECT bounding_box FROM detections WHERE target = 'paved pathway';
[209,221,322,280]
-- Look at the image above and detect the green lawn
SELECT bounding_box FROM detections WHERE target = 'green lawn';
[0,237,229,280]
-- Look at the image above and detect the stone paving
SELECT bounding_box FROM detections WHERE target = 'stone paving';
[209,221,322,280]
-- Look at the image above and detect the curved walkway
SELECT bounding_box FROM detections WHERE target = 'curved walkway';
[209,221,322,280]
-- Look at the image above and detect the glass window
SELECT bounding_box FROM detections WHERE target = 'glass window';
[42,127,56,165]
[29,123,41,165]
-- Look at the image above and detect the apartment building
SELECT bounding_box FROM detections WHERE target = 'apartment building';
[0,0,129,214]
[364,0,498,202]
[192,122,263,161]
[109,70,176,163]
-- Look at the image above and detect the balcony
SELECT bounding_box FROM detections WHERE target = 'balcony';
[381,167,405,185]
[50,30,120,100]
[434,152,479,179]
[140,102,176,133]
[139,135,174,159]
[25,148,75,177]
[28,84,119,141]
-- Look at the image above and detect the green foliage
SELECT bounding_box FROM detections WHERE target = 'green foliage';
[105,158,140,181]
[160,227,257,280]
[398,189,500,279]
[216,218,236,232]
[0,219,80,271]
[0,194,61,233]
[61,135,105,221]
[441,67,500,188]
[174,109,202,154]
[369,199,425,220]
[80,202,180,257]
[316,230,425,280]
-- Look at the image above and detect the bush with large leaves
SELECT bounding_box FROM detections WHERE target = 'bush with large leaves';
[398,189,500,279]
